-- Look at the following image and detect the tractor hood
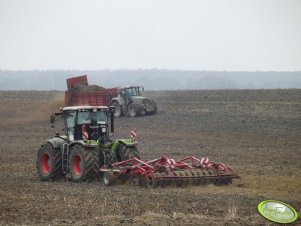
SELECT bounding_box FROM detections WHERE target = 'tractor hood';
[131,96,151,105]
[131,96,148,100]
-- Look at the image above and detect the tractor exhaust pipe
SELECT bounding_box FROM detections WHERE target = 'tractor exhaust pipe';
[109,106,115,134]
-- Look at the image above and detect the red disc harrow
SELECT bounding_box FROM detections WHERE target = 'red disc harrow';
[100,155,239,188]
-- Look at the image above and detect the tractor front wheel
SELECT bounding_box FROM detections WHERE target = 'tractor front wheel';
[128,103,141,117]
[36,143,63,181]
[69,145,99,182]
[112,101,122,118]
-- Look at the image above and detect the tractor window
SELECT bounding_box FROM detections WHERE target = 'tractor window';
[77,111,90,124]
[126,87,140,96]
[77,109,107,124]
[66,112,76,128]
[66,111,76,140]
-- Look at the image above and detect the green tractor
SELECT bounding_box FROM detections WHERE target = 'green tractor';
[111,86,157,118]
[36,106,139,182]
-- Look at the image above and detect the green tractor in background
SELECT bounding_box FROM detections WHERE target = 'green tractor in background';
[111,86,157,118]
[36,105,139,182]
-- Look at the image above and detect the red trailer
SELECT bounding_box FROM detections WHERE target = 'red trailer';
[64,75,118,107]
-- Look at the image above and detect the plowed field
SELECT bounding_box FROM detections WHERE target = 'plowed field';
[0,89,300,225]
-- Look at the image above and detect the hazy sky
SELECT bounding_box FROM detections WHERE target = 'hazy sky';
[0,0,300,71]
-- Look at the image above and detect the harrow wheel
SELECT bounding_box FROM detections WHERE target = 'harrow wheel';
[36,143,63,181]
[69,145,99,182]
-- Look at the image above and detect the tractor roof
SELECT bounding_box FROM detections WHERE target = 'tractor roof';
[118,85,141,89]
[63,106,108,111]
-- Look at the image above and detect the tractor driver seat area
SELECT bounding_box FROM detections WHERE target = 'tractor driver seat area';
[67,108,107,141]
[73,111,92,141]
[74,122,100,141]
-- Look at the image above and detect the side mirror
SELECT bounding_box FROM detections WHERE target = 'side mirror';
[141,86,144,91]
[109,106,115,114]
[50,114,55,128]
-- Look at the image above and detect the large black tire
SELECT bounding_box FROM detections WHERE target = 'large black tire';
[112,101,123,118]
[36,143,63,181]
[69,145,99,182]
[127,103,142,117]
[145,99,157,115]
[116,144,140,161]
[124,146,140,160]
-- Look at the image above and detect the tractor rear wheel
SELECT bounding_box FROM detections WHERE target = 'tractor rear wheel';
[124,146,140,159]
[36,143,63,181]
[69,145,99,182]
[116,144,140,161]
[145,99,157,115]
[112,101,122,118]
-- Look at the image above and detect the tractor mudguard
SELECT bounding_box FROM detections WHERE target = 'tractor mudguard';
[117,139,137,147]
[47,137,67,149]
[110,139,137,153]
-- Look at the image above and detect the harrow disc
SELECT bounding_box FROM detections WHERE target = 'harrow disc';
[191,170,201,185]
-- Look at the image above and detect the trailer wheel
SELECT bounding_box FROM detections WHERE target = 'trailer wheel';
[36,143,63,181]
[69,145,99,182]
[112,101,122,118]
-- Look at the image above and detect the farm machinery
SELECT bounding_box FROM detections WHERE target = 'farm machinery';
[36,105,238,187]
[65,75,157,118]
[36,105,139,182]
[101,155,238,188]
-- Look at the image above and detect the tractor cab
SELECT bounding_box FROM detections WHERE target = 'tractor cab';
[119,86,142,103]
[51,106,115,143]
[123,86,142,97]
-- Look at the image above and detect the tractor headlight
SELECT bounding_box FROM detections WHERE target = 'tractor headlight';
[101,127,107,133]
